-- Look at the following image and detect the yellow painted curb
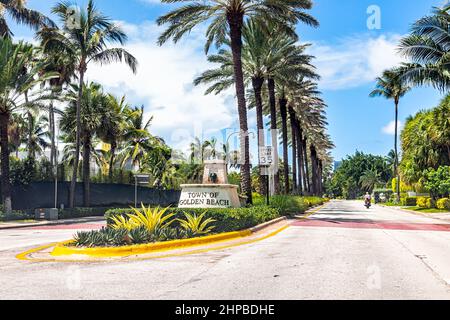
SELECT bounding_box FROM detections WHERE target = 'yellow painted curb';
[51,229,253,258]
[16,224,290,263]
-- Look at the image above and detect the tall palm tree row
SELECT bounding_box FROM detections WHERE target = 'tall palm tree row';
[193,18,330,197]
[0,0,334,214]
[157,0,320,204]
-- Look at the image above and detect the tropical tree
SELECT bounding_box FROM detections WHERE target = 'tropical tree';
[359,169,382,192]
[39,49,76,170]
[97,94,128,181]
[400,95,450,186]
[0,0,55,38]
[370,68,411,201]
[39,0,137,208]
[25,113,50,159]
[398,5,450,91]
[119,106,160,171]
[61,82,106,206]
[157,0,318,204]
[0,38,56,213]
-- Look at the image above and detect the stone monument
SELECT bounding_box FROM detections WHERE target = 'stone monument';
[178,160,241,208]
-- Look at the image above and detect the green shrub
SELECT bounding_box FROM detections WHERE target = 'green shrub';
[436,198,450,210]
[417,197,429,208]
[401,197,417,207]
[0,206,31,221]
[105,206,280,234]
[426,198,436,209]
[58,207,119,219]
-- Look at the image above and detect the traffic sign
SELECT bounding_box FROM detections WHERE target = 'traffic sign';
[259,146,274,166]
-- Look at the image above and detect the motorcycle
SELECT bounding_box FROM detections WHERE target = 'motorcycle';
[364,199,371,209]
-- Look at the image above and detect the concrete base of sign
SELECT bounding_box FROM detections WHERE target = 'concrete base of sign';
[178,184,241,208]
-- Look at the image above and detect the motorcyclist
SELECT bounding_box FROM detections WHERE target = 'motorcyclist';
[364,192,372,207]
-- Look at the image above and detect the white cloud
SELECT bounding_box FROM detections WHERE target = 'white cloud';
[86,21,239,153]
[308,34,405,90]
[382,120,403,135]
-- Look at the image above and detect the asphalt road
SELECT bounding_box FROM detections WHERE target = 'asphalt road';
[1,200,449,300]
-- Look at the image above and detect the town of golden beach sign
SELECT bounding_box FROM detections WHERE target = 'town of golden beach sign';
[178,160,241,208]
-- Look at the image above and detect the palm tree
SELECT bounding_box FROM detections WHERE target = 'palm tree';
[119,106,156,171]
[359,169,382,193]
[25,113,50,159]
[97,94,128,182]
[0,38,56,213]
[0,0,55,38]
[61,82,106,206]
[40,49,76,170]
[39,0,137,208]
[370,68,411,202]
[157,0,318,204]
[398,5,450,91]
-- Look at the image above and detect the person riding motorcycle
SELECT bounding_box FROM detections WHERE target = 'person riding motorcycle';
[364,192,372,208]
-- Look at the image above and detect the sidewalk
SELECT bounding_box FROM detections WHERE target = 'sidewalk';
[0,216,105,230]
[377,204,450,223]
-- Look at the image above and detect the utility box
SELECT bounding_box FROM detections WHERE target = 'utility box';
[35,208,59,221]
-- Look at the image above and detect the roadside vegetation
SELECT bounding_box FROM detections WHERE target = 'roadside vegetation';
[0,0,333,218]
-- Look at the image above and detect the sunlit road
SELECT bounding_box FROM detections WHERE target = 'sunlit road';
[1,200,450,299]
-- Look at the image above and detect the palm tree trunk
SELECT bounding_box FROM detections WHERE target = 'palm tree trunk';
[296,120,304,195]
[24,91,34,160]
[228,13,252,204]
[82,133,90,207]
[303,137,310,193]
[289,106,297,194]
[310,144,318,196]
[394,100,400,202]
[0,112,12,214]
[108,142,116,183]
[69,65,85,208]
[279,97,289,194]
[267,78,280,195]
[252,77,267,196]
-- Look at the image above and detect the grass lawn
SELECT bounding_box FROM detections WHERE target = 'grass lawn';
[402,206,450,214]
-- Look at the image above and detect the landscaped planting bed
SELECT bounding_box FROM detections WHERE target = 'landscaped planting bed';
[72,205,280,248]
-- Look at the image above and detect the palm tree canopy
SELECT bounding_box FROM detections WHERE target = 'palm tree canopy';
[0,0,55,38]
[398,6,450,91]
[38,0,137,74]
[0,38,57,115]
[369,68,411,103]
[157,0,318,53]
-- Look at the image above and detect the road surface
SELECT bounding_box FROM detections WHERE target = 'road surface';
[1,200,449,299]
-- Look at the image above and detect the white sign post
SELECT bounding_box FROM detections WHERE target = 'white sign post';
[259,146,274,205]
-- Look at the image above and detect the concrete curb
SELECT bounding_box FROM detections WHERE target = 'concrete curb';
[0,216,105,230]
[51,216,287,258]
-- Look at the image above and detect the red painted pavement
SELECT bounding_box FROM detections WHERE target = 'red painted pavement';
[291,219,450,232]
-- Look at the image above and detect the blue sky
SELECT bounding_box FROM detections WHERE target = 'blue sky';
[12,0,447,162]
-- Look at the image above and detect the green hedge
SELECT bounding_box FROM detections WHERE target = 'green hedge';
[401,197,417,207]
[105,206,280,233]
[58,207,120,219]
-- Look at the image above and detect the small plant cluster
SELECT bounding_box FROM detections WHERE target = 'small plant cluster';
[73,204,215,247]
[416,196,450,210]
[253,193,328,216]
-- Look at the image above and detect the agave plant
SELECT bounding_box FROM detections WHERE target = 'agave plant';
[110,214,137,231]
[178,211,216,238]
[127,204,175,234]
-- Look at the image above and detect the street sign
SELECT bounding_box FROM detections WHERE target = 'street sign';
[259,146,274,166]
